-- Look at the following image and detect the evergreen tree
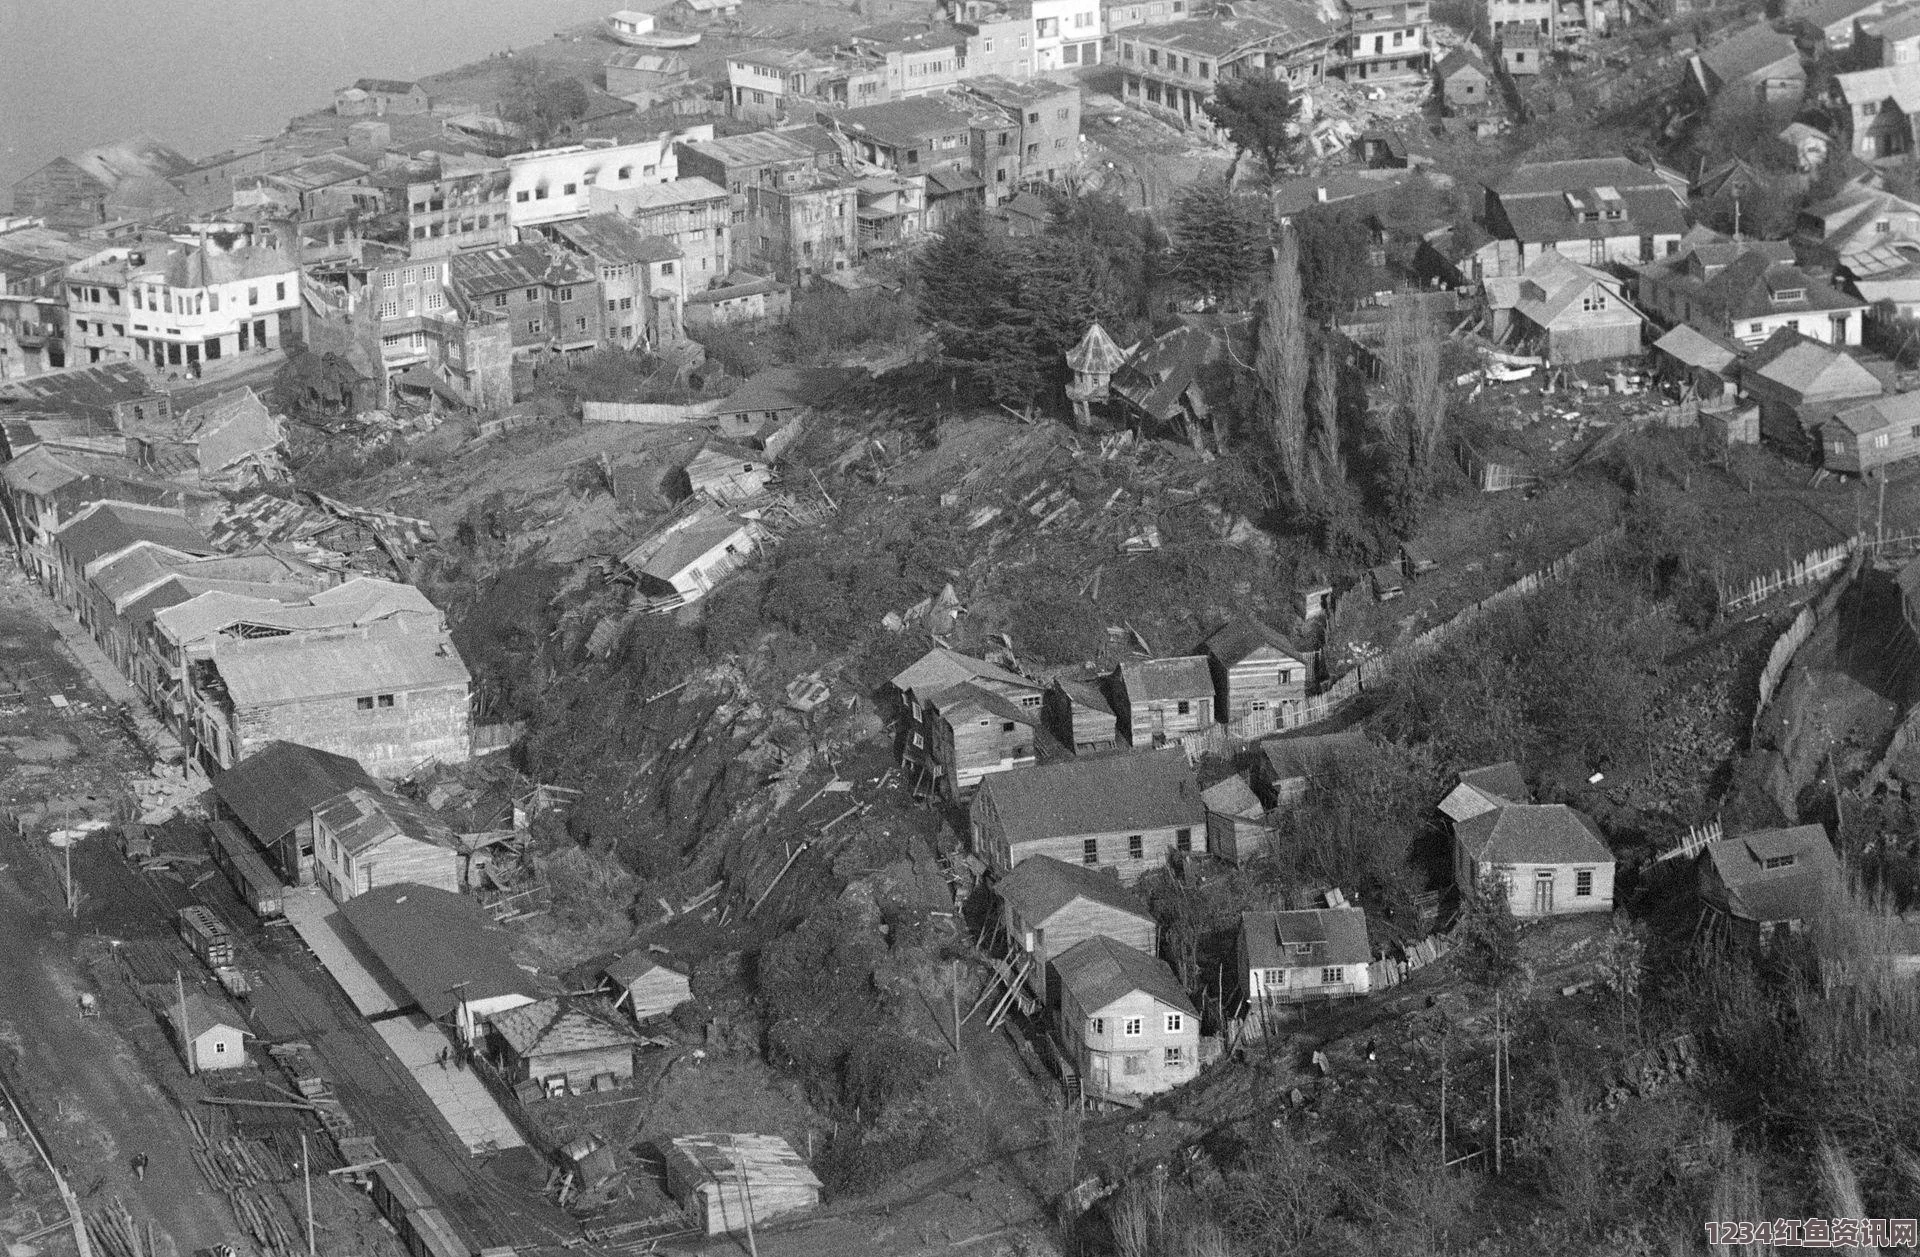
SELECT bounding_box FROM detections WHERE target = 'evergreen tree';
[1167,183,1269,309]
[1200,77,1300,181]
[1457,871,1523,994]
[912,205,1042,409]
[1252,232,1310,515]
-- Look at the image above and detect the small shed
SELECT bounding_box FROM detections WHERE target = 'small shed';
[1400,541,1437,575]
[489,998,642,1094]
[1044,675,1117,752]
[665,1133,822,1236]
[1650,323,1743,411]
[604,950,693,1022]
[1437,46,1493,108]
[169,991,248,1072]
[1255,730,1369,808]
[1202,773,1273,863]
[683,439,774,504]
[1501,28,1543,76]
[1370,563,1405,601]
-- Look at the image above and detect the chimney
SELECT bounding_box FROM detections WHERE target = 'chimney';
[1315,186,1328,202]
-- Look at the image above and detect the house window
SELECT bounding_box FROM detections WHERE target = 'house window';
[1175,827,1192,851]
[516,190,531,202]
[1128,834,1144,859]
[379,300,398,318]
[1091,1017,1104,1034]
[356,696,374,710]
[1576,869,1593,896]
[248,287,258,306]
[1748,323,1763,335]
[559,286,575,301]
[1263,968,1283,987]
[1763,854,1796,869]
[1002,720,1016,732]
[382,272,397,289]
[1165,1012,1183,1032]
[1581,293,1607,312]
[1082,838,1098,865]
[1122,1017,1142,1036]
[528,319,542,334]
[1176,700,1190,715]
[1164,1046,1184,1066]
[494,293,509,308]
[576,317,588,332]
[563,182,577,195]
[526,288,539,301]
[214,1042,227,1054]
[376,694,395,708]
[276,282,286,300]
[1321,966,1345,984]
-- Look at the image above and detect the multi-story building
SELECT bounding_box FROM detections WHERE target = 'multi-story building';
[446,243,604,358]
[366,255,457,375]
[1479,157,1687,276]
[961,12,1037,79]
[504,131,714,232]
[1118,12,1335,135]
[0,221,91,378]
[387,151,513,260]
[727,48,844,123]
[839,24,971,97]
[62,226,302,373]
[962,77,1084,197]
[1638,235,1867,348]
[745,170,860,284]
[1101,0,1193,46]
[675,131,837,267]
[1488,0,1554,37]
[1338,0,1431,82]
[823,97,982,178]
[1033,0,1105,68]
[543,213,689,349]
[589,177,732,284]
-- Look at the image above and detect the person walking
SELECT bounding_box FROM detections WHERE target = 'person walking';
[130,1153,147,1182]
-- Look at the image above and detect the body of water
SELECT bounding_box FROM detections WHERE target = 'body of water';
[0,0,624,200]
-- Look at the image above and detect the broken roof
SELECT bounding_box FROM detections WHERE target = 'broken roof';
[547,214,682,265]
[927,680,1039,727]
[0,361,160,416]
[1241,906,1370,970]
[979,749,1202,848]
[211,621,470,707]
[211,740,380,842]
[490,997,640,1057]
[829,97,978,147]
[1051,674,1113,715]
[313,786,457,857]
[54,500,212,568]
[340,883,538,1018]
[679,130,820,167]
[1702,824,1839,924]
[634,512,756,581]
[1119,655,1214,703]
[1053,935,1197,1017]
[447,243,594,296]
[1455,803,1612,866]
[891,646,1033,697]
[996,854,1153,928]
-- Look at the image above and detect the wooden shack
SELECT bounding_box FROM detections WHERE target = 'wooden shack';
[1114,655,1215,746]
[489,998,642,1094]
[1201,773,1272,863]
[665,1133,822,1236]
[604,950,693,1022]
[1202,620,1310,731]
[1044,675,1118,751]
[995,854,1156,1003]
[168,990,248,1072]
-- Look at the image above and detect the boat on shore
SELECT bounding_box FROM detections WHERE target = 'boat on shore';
[604,10,702,48]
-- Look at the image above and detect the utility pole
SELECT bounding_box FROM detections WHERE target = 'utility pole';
[302,1132,315,1257]
[177,971,193,1076]
[1492,993,1503,1176]
[730,1136,759,1257]
[64,832,74,918]
[950,960,960,1054]
[1439,1032,1448,1169]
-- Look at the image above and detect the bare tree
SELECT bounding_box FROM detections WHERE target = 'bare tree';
[1254,229,1311,511]
[1380,297,1448,483]
[1309,341,1346,499]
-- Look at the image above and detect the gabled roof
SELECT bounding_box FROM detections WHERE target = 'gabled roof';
[1833,64,1920,113]
[1455,803,1612,866]
[1503,248,1633,328]
[1436,44,1491,79]
[1241,906,1370,970]
[1698,24,1802,86]
[211,740,380,842]
[1051,675,1113,715]
[211,622,470,707]
[1825,388,1920,436]
[490,997,640,1057]
[1202,618,1306,667]
[1459,761,1530,801]
[1112,314,1253,423]
[169,990,246,1040]
[605,950,688,988]
[1260,729,1369,782]
[1702,824,1838,924]
[1488,158,1686,244]
[1743,328,1884,398]
[997,854,1153,928]
[891,647,1033,697]
[1652,322,1744,374]
[1052,935,1196,1017]
[1118,655,1214,703]
[339,883,538,1018]
[1803,0,1888,32]
[313,786,457,857]
[979,749,1202,848]
[926,680,1039,728]
[635,511,756,581]
[53,500,212,568]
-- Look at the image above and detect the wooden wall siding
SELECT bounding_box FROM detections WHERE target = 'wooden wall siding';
[622,969,692,1020]
[1539,317,1642,364]
[1244,961,1371,1003]
[1002,900,1155,1002]
[1825,421,1920,474]
[1207,811,1273,864]
[1060,988,1198,1099]
[931,710,1035,797]
[1458,855,1615,917]
[1212,653,1308,721]
[234,682,471,777]
[1006,824,1198,886]
[1044,688,1117,749]
[1118,695,1213,745]
[315,825,459,901]
[515,1044,633,1090]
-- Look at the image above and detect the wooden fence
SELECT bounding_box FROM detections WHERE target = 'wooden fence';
[1721,537,1858,612]
[1750,548,1865,739]
[1652,818,1721,865]
[581,399,720,426]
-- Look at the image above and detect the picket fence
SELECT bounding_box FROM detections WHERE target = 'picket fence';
[1721,537,1858,612]
[1749,547,1865,737]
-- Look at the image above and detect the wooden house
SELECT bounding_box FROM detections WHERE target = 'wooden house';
[1202,774,1273,863]
[1650,323,1744,412]
[1436,760,1530,824]
[621,505,764,608]
[1821,390,1920,474]
[1686,24,1804,109]
[1202,620,1310,733]
[1053,936,1199,1103]
[1114,656,1215,746]
[665,1133,822,1236]
[996,855,1156,1004]
[891,647,1041,724]
[1486,248,1645,364]
[971,749,1204,885]
[1697,824,1839,947]
[489,998,643,1094]
[339,884,539,1044]
[1239,906,1371,1006]
[312,786,460,903]
[210,740,381,885]
[1436,45,1492,109]
[1255,730,1369,809]
[1738,328,1884,450]
[168,991,248,1072]
[604,950,693,1021]
[1453,803,1615,917]
[1500,28,1543,75]
[923,682,1040,798]
[683,439,774,504]
[1044,675,1118,752]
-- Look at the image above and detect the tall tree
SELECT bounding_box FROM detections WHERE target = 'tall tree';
[1167,182,1269,309]
[1252,231,1311,515]
[1200,77,1300,181]
[912,205,1042,409]
[499,59,591,149]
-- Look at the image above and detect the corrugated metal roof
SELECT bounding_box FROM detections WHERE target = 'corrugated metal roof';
[211,622,469,706]
[211,740,379,842]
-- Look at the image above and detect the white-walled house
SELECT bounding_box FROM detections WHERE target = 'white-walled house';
[1239,906,1371,1005]
[1033,0,1104,69]
[64,229,301,372]
[1053,935,1198,1102]
[1453,803,1615,918]
[505,131,714,230]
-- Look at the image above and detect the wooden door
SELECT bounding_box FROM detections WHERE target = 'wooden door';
[1532,873,1554,915]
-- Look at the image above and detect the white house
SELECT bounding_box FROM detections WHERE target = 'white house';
[169,991,248,1072]
[620,503,764,606]
[505,130,714,230]
[1453,802,1616,918]
[1052,935,1198,1102]
[1032,0,1103,69]
[1239,905,1371,1005]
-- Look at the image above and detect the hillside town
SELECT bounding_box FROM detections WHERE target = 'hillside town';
[9,0,1920,1253]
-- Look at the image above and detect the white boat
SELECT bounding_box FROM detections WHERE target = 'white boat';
[604,9,702,48]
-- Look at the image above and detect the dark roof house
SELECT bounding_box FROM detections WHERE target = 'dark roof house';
[339,883,539,1019]
[210,741,380,844]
